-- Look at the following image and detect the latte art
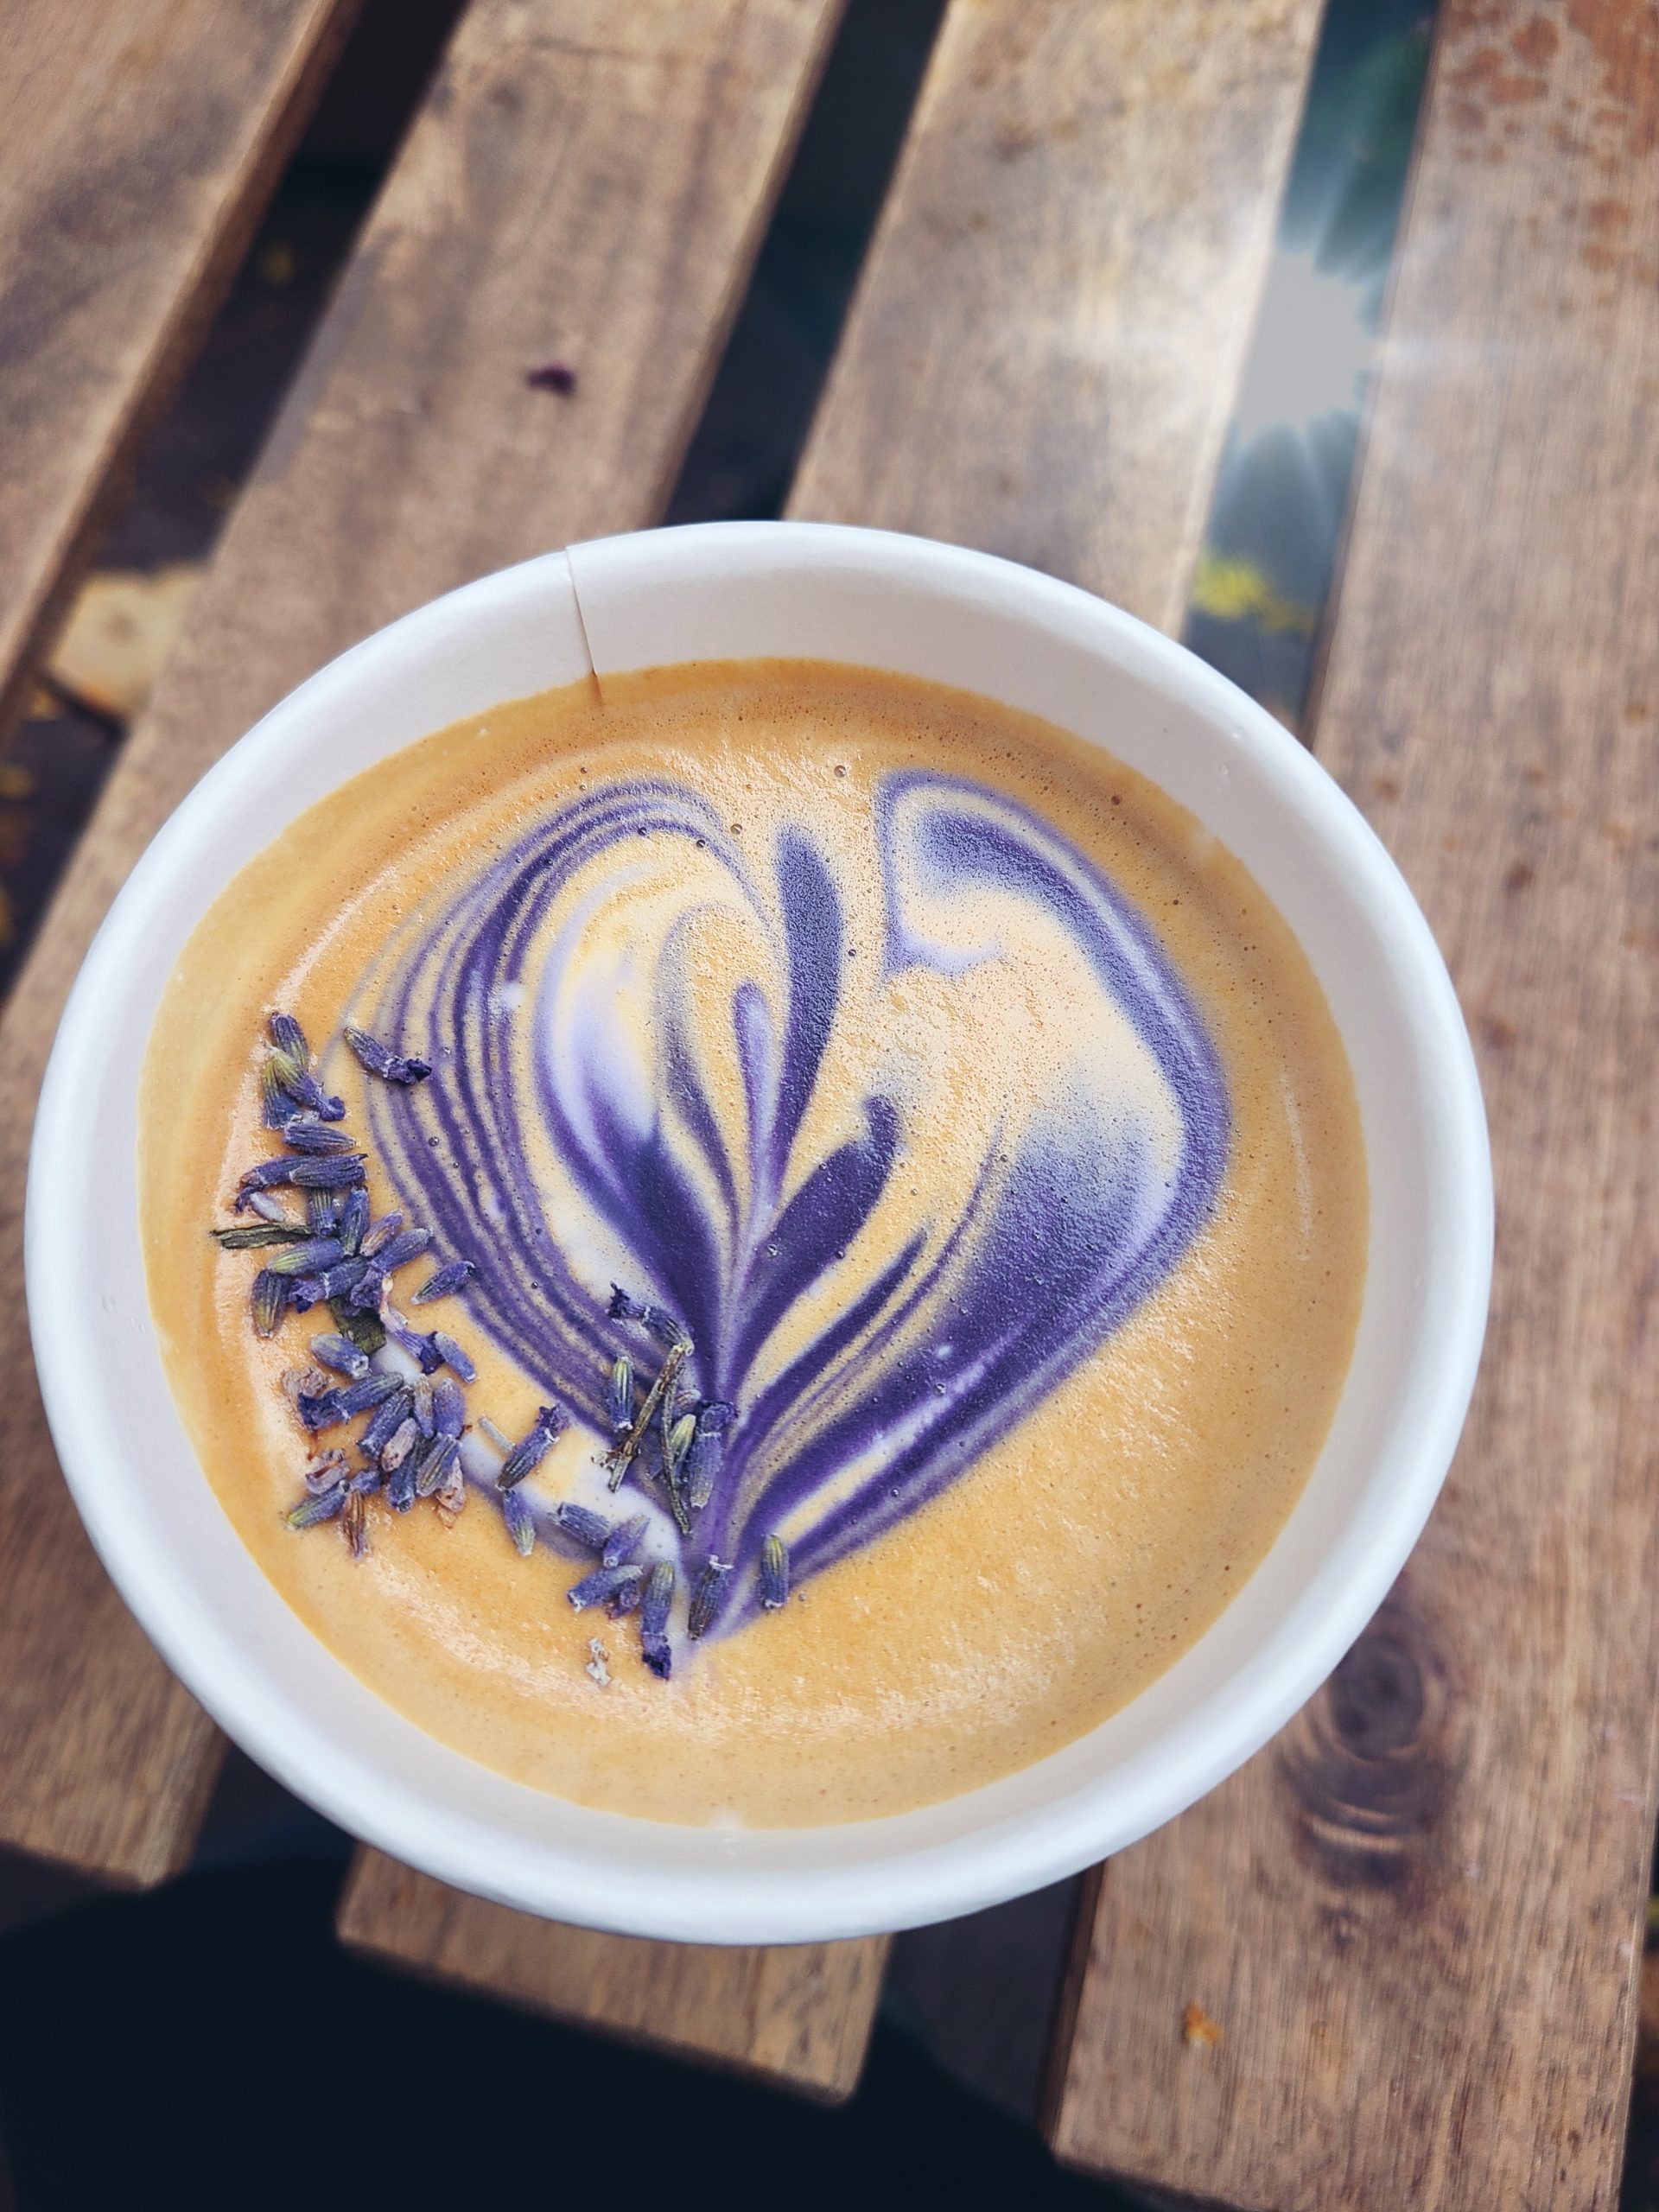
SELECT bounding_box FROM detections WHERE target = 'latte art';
[143,662,1365,1825]
[356,771,1230,1635]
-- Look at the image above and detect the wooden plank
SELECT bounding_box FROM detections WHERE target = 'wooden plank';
[0,0,844,1890]
[0,0,365,747]
[791,0,1326,629]
[338,1853,887,2101]
[340,0,1325,2088]
[1045,3,1659,2204]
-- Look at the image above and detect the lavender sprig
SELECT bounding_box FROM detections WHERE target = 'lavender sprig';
[605,1338,690,1491]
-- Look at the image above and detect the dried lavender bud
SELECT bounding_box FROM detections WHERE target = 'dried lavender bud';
[664,1412,696,1481]
[606,1356,633,1436]
[500,1484,535,1556]
[432,1376,465,1439]
[386,1459,417,1512]
[568,1564,643,1614]
[283,1363,333,1409]
[213,1222,307,1250]
[265,1236,346,1279]
[411,1376,435,1438]
[280,1115,359,1156]
[251,1270,286,1337]
[286,1481,346,1529]
[640,1560,675,1639]
[289,1261,365,1313]
[414,1433,459,1498]
[602,1515,647,1569]
[410,1259,474,1305]
[687,1557,732,1640]
[305,1186,341,1234]
[344,1263,386,1313]
[302,1447,350,1495]
[379,1417,422,1472]
[642,1633,672,1679]
[380,1313,442,1371]
[435,1457,467,1519]
[269,1012,308,1060]
[606,1573,644,1618]
[683,1403,734,1513]
[341,1487,370,1558]
[553,1501,611,1551]
[759,1534,790,1611]
[499,1405,565,1488]
[430,1332,475,1382]
[359,1211,404,1257]
[285,1067,346,1121]
[261,1058,292,1128]
[234,1157,296,1207]
[607,1284,691,1351]
[289,1154,367,1190]
[336,1186,370,1254]
[309,1332,369,1380]
[373,1228,432,1273]
[334,1370,401,1419]
[296,1387,346,1433]
[344,1024,431,1084]
[247,1191,300,1226]
[359,1386,413,1459]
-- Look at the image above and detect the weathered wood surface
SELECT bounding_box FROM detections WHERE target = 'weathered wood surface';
[0,0,365,747]
[791,0,1327,631]
[338,1853,887,2100]
[1046,3,1659,2204]
[0,0,844,1890]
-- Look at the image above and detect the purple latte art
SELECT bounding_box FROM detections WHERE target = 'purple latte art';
[350,771,1230,1642]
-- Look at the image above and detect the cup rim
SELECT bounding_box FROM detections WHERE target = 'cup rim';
[26,521,1492,1942]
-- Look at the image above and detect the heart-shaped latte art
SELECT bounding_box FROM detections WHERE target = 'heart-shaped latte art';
[355,769,1228,1639]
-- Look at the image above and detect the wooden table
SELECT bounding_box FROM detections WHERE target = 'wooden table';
[2,0,1655,2196]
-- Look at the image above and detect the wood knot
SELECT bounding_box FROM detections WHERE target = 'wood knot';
[1276,1584,1461,1897]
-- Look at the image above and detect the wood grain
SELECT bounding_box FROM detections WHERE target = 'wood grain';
[790,0,1326,629]
[0,0,365,747]
[0,0,844,1887]
[339,1853,887,2100]
[1046,3,1659,2203]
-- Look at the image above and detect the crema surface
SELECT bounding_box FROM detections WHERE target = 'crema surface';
[141,661,1366,1825]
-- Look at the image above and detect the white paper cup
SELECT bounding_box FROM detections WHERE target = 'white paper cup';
[27,523,1491,1943]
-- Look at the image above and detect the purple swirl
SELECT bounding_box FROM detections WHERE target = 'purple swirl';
[354,772,1228,1637]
